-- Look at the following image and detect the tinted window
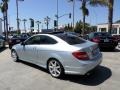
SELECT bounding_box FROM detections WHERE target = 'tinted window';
[88,33,94,39]
[25,35,57,45]
[25,36,40,45]
[55,34,85,45]
[39,35,57,44]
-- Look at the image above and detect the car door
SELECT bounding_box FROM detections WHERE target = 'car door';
[35,35,58,67]
[20,36,41,63]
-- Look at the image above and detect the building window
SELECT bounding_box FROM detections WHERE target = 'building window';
[111,28,117,34]
[101,28,106,32]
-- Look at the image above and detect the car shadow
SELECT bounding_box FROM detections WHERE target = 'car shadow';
[0,47,8,53]
[60,65,112,86]
[18,61,112,86]
[19,60,48,73]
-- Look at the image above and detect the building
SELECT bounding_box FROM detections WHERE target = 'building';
[97,22,120,35]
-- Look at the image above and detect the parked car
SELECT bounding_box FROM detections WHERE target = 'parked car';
[113,35,120,42]
[0,35,5,48]
[87,32,118,50]
[11,33,102,78]
[8,34,30,49]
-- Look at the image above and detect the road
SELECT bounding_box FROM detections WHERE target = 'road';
[0,47,120,90]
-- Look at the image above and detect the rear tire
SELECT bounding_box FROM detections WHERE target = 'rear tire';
[11,50,19,62]
[47,59,64,78]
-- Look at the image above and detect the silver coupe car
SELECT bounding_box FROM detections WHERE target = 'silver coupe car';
[11,33,102,78]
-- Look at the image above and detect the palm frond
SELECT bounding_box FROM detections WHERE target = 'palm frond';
[89,0,108,7]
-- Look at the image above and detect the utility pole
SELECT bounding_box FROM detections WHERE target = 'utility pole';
[57,0,59,30]
[16,0,24,34]
[73,0,75,31]
[16,0,19,34]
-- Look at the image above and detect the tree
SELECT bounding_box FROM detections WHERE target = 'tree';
[90,0,114,34]
[0,0,9,39]
[36,21,41,33]
[22,19,27,33]
[68,0,89,35]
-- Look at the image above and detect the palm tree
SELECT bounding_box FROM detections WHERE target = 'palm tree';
[89,0,114,34]
[69,0,89,35]
[69,0,114,35]
[36,21,41,33]
[22,19,27,33]
[0,0,9,39]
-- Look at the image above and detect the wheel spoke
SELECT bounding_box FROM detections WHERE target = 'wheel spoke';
[50,61,54,66]
[49,66,54,69]
[56,66,60,69]
[55,69,60,74]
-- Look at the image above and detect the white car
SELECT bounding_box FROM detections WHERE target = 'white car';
[11,33,102,78]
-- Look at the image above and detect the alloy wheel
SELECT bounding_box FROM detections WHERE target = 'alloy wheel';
[11,50,19,62]
[48,60,63,78]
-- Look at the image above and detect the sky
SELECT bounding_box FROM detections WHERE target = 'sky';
[0,0,120,31]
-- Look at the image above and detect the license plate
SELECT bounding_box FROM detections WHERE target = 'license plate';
[16,40,20,42]
[104,39,109,42]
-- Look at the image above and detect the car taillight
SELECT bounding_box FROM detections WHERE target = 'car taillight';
[112,37,118,42]
[72,51,89,60]
[92,37,100,43]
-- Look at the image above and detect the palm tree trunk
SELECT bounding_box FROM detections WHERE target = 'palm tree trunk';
[83,14,86,35]
[82,0,86,35]
[108,0,114,34]
[3,13,6,37]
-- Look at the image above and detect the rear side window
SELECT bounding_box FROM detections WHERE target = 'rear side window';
[56,34,85,45]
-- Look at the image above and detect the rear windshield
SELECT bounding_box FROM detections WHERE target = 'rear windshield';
[55,34,86,45]
[94,33,112,37]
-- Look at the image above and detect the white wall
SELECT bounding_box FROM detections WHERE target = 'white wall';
[97,23,120,35]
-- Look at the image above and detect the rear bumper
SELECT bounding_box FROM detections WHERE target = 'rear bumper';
[64,53,102,75]
[99,42,118,48]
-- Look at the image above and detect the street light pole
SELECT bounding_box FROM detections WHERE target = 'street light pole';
[73,0,75,31]
[16,0,19,34]
[57,0,58,30]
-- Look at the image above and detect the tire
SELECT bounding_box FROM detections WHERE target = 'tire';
[47,59,64,78]
[11,50,19,62]
[9,44,12,49]
[2,42,5,48]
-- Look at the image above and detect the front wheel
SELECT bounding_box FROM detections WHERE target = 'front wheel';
[48,59,64,78]
[11,50,19,62]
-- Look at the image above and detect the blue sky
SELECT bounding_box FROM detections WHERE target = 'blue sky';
[0,0,120,30]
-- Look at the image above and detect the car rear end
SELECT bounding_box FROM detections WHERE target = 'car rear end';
[63,41,102,75]
[91,32,118,49]
[55,34,102,75]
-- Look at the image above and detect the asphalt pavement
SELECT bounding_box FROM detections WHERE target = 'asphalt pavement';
[0,47,120,90]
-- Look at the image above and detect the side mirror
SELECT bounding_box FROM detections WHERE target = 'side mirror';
[21,41,25,46]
